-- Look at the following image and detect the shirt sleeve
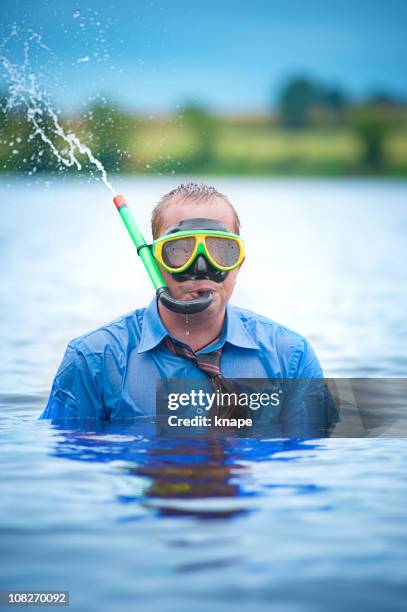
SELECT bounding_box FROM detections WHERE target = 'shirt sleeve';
[283,338,338,434]
[39,344,108,420]
[288,338,324,378]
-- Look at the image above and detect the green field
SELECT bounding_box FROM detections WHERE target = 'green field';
[130,119,407,175]
[2,112,407,176]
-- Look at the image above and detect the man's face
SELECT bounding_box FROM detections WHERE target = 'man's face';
[157,197,242,319]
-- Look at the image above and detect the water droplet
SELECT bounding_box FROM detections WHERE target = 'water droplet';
[1,27,115,194]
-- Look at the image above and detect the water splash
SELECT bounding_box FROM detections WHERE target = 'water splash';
[0,27,115,193]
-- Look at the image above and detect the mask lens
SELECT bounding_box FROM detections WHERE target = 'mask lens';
[162,237,196,269]
[205,236,241,268]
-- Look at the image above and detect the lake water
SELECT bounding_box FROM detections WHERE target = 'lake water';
[0,176,406,611]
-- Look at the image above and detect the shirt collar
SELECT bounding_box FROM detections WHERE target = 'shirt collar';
[137,298,259,354]
[137,297,169,353]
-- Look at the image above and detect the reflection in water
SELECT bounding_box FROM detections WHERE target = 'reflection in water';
[127,443,247,519]
[48,418,323,520]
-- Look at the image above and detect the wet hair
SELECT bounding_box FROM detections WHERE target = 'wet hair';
[151,181,241,239]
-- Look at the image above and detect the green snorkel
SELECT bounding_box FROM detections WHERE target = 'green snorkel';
[113,194,213,314]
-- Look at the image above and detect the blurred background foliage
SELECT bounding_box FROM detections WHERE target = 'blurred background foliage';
[1,75,407,176]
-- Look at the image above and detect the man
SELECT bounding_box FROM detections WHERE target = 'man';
[40,182,324,421]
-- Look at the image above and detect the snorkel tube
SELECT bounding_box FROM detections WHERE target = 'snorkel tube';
[113,195,213,314]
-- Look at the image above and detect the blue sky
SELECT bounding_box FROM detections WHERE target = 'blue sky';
[1,0,407,112]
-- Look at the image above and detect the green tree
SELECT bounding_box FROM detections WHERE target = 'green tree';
[0,94,55,173]
[278,76,346,128]
[349,103,393,170]
[179,104,217,170]
[83,101,136,172]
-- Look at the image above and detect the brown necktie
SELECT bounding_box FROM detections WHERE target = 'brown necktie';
[164,336,248,419]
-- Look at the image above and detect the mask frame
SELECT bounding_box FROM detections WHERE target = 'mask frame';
[152,229,245,274]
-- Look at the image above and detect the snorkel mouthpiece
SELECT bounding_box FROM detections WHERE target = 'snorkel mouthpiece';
[157,287,213,314]
[112,194,213,314]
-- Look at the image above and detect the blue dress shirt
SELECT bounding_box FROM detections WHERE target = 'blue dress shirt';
[40,298,323,421]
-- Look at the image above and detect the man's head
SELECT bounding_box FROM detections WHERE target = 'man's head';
[151,182,243,319]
